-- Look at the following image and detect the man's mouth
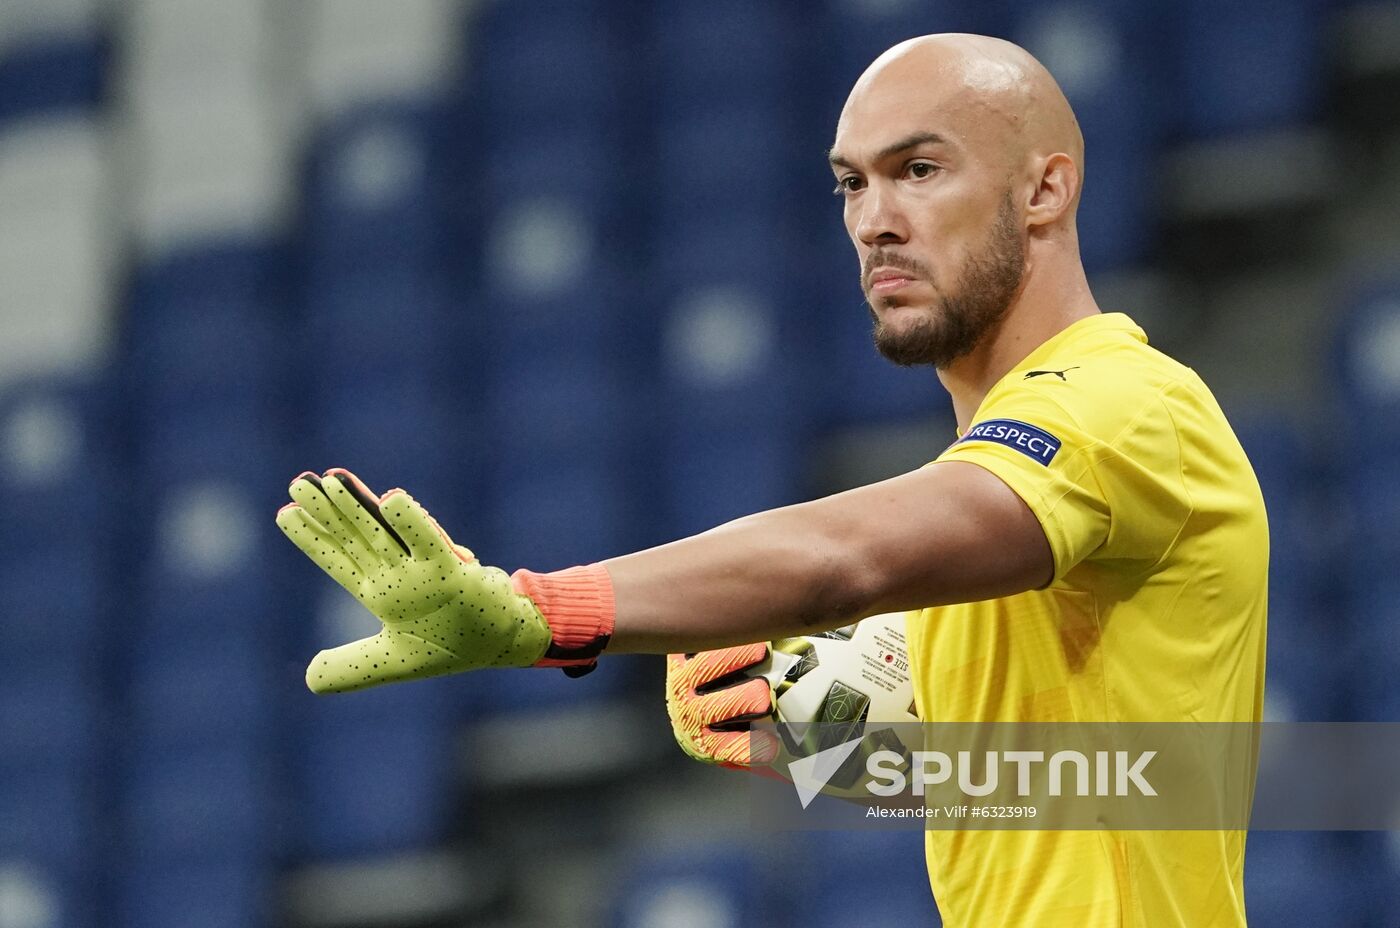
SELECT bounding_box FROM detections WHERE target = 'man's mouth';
[868,268,916,295]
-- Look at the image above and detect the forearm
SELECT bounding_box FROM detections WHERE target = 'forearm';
[515,462,1051,658]
[599,462,1052,654]
[604,500,878,653]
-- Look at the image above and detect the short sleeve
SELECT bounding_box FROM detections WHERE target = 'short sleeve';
[934,392,1110,582]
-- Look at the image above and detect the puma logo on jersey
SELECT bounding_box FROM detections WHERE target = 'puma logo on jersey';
[1024,367,1079,381]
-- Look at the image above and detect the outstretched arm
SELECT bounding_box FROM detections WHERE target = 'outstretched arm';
[278,461,1051,692]
[605,460,1053,653]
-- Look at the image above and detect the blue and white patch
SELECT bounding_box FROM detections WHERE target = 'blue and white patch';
[957,418,1062,465]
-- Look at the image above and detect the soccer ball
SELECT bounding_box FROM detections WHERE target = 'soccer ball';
[745,613,919,769]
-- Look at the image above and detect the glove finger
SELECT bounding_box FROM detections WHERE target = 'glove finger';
[276,503,365,593]
[288,472,379,570]
[704,728,780,768]
[695,676,774,729]
[322,468,410,560]
[682,642,770,691]
[305,629,456,694]
[379,490,456,561]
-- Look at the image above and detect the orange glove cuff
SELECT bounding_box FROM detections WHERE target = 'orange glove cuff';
[511,563,615,676]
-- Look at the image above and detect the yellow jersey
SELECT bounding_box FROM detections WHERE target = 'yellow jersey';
[908,313,1269,927]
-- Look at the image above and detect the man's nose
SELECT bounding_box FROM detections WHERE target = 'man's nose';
[854,183,909,247]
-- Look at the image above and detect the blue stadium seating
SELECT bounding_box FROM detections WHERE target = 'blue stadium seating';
[0,859,92,928]
[486,350,624,455]
[1233,418,1342,719]
[309,377,457,497]
[0,36,104,123]
[660,286,802,420]
[1340,580,1400,720]
[296,717,460,859]
[124,248,288,448]
[1331,279,1400,718]
[0,659,99,764]
[0,549,102,653]
[481,134,616,211]
[657,215,796,289]
[664,431,803,537]
[0,762,98,873]
[127,309,281,409]
[488,464,627,571]
[610,843,774,928]
[118,860,270,928]
[473,6,622,135]
[1334,275,1400,434]
[1245,833,1372,928]
[123,741,274,862]
[0,377,113,551]
[127,243,278,317]
[302,270,448,384]
[303,103,443,269]
[1010,0,1167,270]
[786,829,942,928]
[126,636,275,745]
[654,108,792,220]
[1344,833,1400,921]
[653,1,794,102]
[135,403,286,486]
[1173,0,1324,138]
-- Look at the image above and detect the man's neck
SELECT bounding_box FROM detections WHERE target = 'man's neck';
[938,258,1101,432]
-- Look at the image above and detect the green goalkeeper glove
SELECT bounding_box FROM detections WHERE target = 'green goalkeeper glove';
[277,468,614,693]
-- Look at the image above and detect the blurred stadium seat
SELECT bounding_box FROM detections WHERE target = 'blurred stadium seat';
[0,377,112,548]
[0,34,104,123]
[1331,276,1400,719]
[0,549,102,652]
[1013,0,1166,271]
[473,0,624,136]
[1233,417,1344,720]
[610,843,774,928]
[118,860,270,928]
[122,742,275,862]
[1245,833,1374,928]
[297,716,461,859]
[1172,0,1324,138]
[786,830,941,928]
[0,0,104,126]
[653,2,792,101]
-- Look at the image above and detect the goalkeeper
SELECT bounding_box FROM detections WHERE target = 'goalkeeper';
[279,34,1266,928]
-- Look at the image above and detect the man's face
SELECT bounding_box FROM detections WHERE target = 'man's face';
[830,69,1026,368]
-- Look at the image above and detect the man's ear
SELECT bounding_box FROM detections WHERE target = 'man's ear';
[1025,152,1080,229]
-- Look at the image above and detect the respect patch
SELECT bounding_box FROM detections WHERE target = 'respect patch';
[956,418,1062,465]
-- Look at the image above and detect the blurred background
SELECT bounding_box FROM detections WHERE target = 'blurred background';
[1,0,1398,925]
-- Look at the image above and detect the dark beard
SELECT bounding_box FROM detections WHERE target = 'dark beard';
[867,193,1025,369]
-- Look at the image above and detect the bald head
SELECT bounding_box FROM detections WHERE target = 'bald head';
[837,34,1084,211]
[829,34,1090,370]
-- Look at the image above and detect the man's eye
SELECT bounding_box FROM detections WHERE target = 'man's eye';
[833,176,863,196]
[907,162,939,179]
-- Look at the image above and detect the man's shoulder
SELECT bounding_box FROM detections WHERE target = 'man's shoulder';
[985,337,1200,445]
